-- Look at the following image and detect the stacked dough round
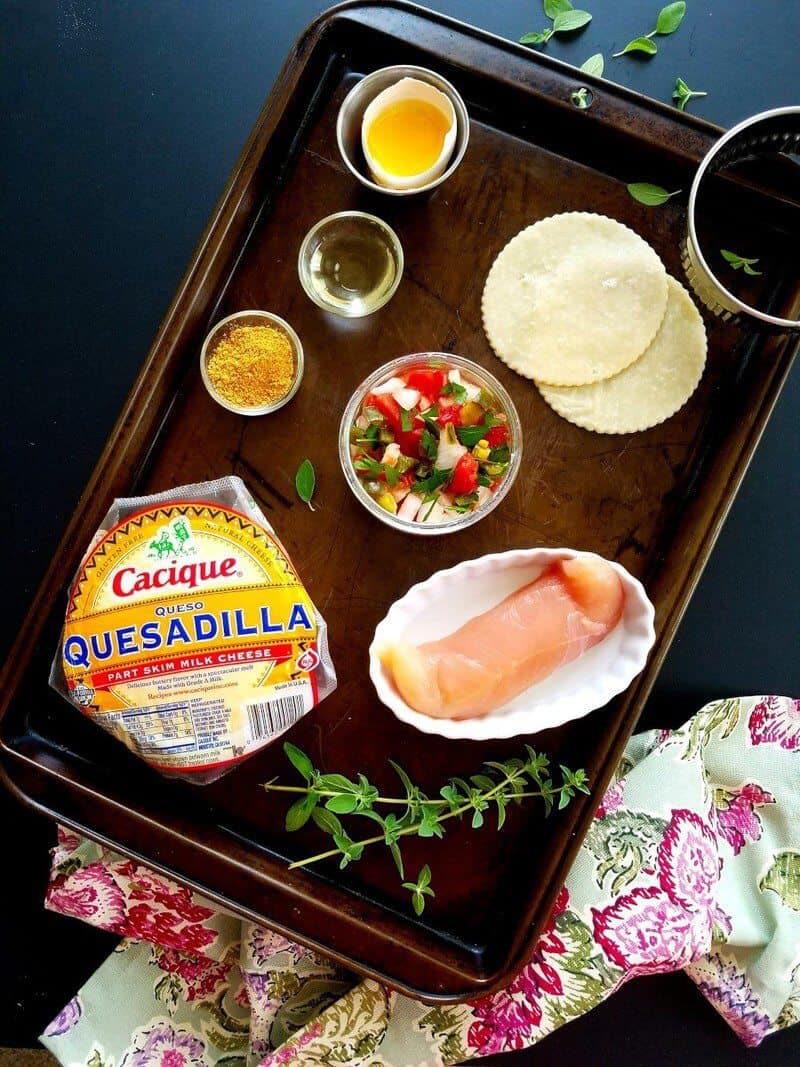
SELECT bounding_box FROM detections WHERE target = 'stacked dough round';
[482,213,707,433]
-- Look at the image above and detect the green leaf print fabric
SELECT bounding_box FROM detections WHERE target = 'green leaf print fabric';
[40,696,800,1066]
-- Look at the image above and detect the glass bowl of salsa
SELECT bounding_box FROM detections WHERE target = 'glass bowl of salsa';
[339,353,522,535]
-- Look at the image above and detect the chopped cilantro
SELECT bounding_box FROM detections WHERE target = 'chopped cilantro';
[356,423,380,448]
[399,408,413,432]
[419,402,440,427]
[354,455,384,478]
[441,381,468,404]
[456,415,502,447]
[383,465,401,488]
[354,454,400,487]
[413,467,452,495]
[421,429,438,460]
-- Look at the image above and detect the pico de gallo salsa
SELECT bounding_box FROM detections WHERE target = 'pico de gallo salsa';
[348,360,513,525]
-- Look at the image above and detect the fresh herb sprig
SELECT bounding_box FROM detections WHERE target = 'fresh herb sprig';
[673,76,707,111]
[614,1,686,57]
[721,249,762,276]
[521,0,592,47]
[265,743,590,914]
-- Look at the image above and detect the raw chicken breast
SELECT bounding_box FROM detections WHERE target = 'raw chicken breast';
[381,557,624,720]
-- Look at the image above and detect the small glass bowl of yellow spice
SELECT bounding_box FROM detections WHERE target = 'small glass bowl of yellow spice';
[200,310,303,415]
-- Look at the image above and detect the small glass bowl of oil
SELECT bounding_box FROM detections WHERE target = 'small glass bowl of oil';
[298,211,403,318]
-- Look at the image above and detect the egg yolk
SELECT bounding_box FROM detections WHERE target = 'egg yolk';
[366,99,450,177]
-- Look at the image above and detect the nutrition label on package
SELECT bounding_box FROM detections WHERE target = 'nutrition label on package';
[104,701,197,758]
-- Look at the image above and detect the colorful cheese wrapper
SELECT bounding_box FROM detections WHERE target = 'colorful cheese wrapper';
[49,477,336,783]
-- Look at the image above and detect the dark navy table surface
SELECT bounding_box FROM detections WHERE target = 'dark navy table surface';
[2,1,798,1061]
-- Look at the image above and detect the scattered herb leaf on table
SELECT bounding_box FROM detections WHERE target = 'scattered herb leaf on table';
[673,76,707,110]
[627,182,682,206]
[580,53,605,77]
[295,459,316,510]
[614,1,687,58]
[521,0,592,47]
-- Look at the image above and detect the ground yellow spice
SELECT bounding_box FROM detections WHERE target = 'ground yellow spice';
[207,324,294,408]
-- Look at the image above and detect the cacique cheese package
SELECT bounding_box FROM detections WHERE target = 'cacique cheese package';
[49,477,336,783]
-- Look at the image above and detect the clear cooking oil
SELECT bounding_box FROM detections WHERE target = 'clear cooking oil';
[298,212,403,317]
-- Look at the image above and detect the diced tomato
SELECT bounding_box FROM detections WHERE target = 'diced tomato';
[437,398,462,428]
[379,469,414,491]
[396,426,424,458]
[366,392,402,434]
[449,453,479,495]
[485,421,509,448]
[406,367,446,396]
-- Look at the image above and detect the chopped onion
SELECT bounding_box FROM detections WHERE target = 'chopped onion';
[392,387,421,410]
[421,493,453,524]
[448,367,480,401]
[436,424,467,470]
[398,492,423,521]
[382,442,401,467]
[372,376,405,395]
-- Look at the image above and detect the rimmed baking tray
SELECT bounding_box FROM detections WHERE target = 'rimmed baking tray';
[1,0,798,1001]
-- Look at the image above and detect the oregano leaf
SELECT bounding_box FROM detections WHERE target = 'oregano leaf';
[655,1,686,35]
[626,182,681,206]
[286,795,316,832]
[295,459,316,511]
[571,88,591,109]
[389,842,404,878]
[312,807,344,836]
[580,53,604,77]
[326,794,359,815]
[520,29,553,44]
[721,249,762,275]
[544,0,573,17]
[673,76,707,111]
[284,742,314,782]
[614,36,658,57]
[553,9,592,33]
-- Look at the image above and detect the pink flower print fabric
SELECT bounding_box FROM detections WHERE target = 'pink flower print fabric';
[40,696,800,1067]
[715,783,775,855]
[748,696,800,750]
[45,834,240,964]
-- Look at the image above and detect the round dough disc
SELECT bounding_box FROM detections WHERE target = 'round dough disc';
[538,276,707,433]
[482,213,669,386]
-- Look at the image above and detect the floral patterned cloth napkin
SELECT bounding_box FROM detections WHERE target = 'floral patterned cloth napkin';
[40,696,800,1067]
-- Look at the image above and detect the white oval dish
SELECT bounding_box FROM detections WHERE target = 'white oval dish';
[369,547,655,740]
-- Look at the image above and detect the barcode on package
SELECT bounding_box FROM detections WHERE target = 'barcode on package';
[246,693,306,738]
